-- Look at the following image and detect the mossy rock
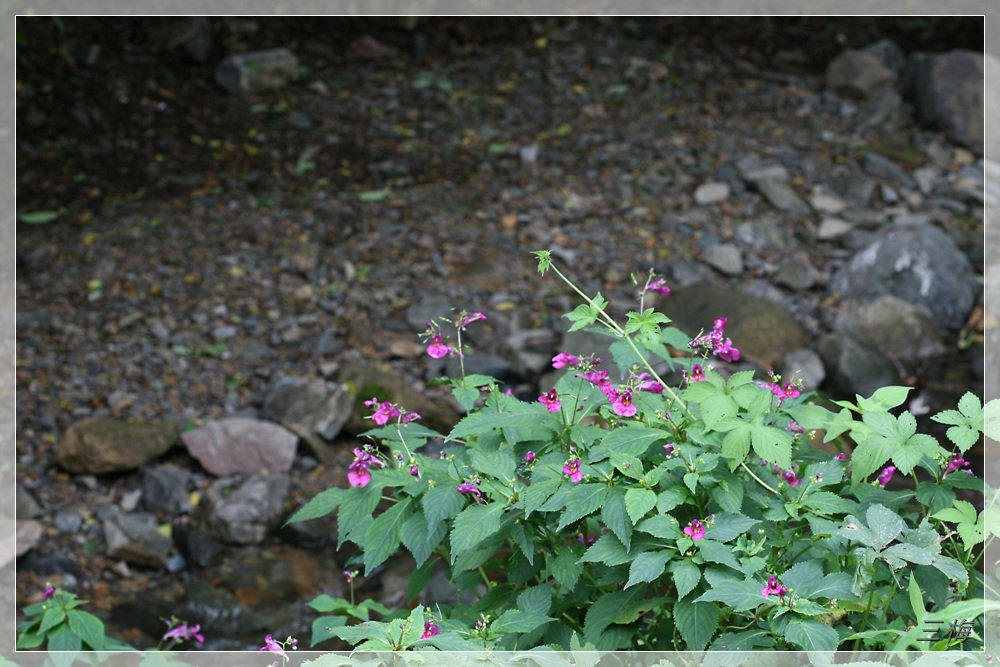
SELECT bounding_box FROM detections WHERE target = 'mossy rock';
[338,362,457,436]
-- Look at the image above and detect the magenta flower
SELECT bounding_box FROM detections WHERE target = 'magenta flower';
[43,585,56,600]
[612,389,637,417]
[713,337,740,363]
[348,447,385,488]
[636,372,665,394]
[370,401,401,426]
[410,466,420,478]
[421,622,441,639]
[457,482,484,503]
[787,421,804,435]
[944,455,970,477]
[685,364,706,384]
[834,452,847,461]
[459,312,487,329]
[524,451,535,463]
[783,470,802,487]
[426,334,451,359]
[683,519,705,541]
[877,465,896,487]
[713,317,728,332]
[646,278,671,296]
[401,412,422,424]
[761,576,788,600]
[663,443,675,457]
[343,570,354,583]
[552,352,581,369]
[539,388,562,413]
[258,634,288,660]
[563,459,583,483]
[576,534,597,546]
[163,621,204,644]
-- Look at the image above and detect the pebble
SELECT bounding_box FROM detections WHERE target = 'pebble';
[213,325,238,341]
[702,244,743,276]
[816,218,854,240]
[694,181,730,204]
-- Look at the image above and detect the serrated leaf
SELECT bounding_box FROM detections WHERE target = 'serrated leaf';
[694,579,765,612]
[674,599,719,651]
[400,509,444,567]
[549,548,583,589]
[858,386,911,412]
[581,533,632,566]
[557,484,609,530]
[750,423,792,471]
[66,610,104,650]
[784,620,839,651]
[448,403,553,441]
[636,514,681,540]
[592,425,667,461]
[47,624,81,652]
[311,615,348,647]
[672,559,701,598]
[915,482,956,514]
[624,488,657,524]
[704,512,761,543]
[452,385,480,412]
[612,596,667,624]
[423,484,465,536]
[450,503,505,557]
[865,504,906,551]
[364,498,413,575]
[38,607,66,635]
[802,491,856,515]
[601,488,633,551]
[657,486,687,513]
[287,487,347,524]
[338,482,383,549]
[625,550,671,587]
[517,584,552,616]
[697,539,741,571]
[583,588,643,644]
[492,609,555,634]
[932,500,977,524]
[985,398,1000,441]
[470,449,517,483]
[882,542,936,566]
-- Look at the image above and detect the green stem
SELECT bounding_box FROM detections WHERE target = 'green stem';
[854,561,882,651]
[741,461,779,494]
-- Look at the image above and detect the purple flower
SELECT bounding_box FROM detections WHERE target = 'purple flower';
[713,337,740,363]
[459,312,487,329]
[348,447,385,488]
[576,370,617,401]
[401,412,422,424]
[524,451,535,463]
[683,519,705,541]
[761,576,788,600]
[612,389,637,417]
[834,452,847,461]
[663,443,675,457]
[636,372,665,394]
[944,455,970,477]
[370,401,401,426]
[646,278,671,296]
[563,459,583,483]
[410,466,420,478]
[877,465,896,487]
[426,334,451,359]
[787,421,804,435]
[343,570,354,583]
[258,634,288,660]
[163,621,204,644]
[684,364,706,384]
[783,470,802,487]
[420,622,440,639]
[43,585,56,600]
[539,388,562,412]
[457,482,484,503]
[552,352,580,369]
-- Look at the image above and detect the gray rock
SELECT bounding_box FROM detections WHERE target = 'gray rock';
[16,521,43,558]
[146,17,212,62]
[754,178,811,216]
[173,524,225,569]
[829,171,877,207]
[774,256,819,290]
[816,218,854,240]
[836,296,946,362]
[299,329,343,357]
[202,474,290,545]
[829,224,978,331]
[818,332,901,399]
[182,417,298,476]
[775,348,825,392]
[54,511,82,534]
[912,165,942,194]
[855,89,903,129]
[287,111,314,130]
[182,578,265,637]
[406,293,453,332]
[863,39,906,81]
[826,49,895,102]
[809,186,848,214]
[214,48,299,94]
[661,259,717,287]
[905,50,985,154]
[860,152,918,190]
[260,378,353,461]
[140,464,193,515]
[702,244,743,276]
[103,512,174,568]
[212,325,238,341]
[16,487,42,519]
[56,418,178,475]
[951,164,985,204]
[120,489,142,513]
[735,155,790,183]
[892,213,931,227]
[694,181,730,204]
[454,353,513,381]
[880,183,899,204]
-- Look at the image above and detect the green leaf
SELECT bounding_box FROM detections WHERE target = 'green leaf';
[750,422,793,471]
[704,512,761,543]
[932,500,978,524]
[866,503,906,551]
[549,547,584,589]
[287,487,347,524]
[721,423,751,470]
[450,502,505,557]
[625,550,671,587]
[624,488,657,525]
[931,555,969,585]
[601,488,633,551]
[802,491,857,515]
[882,542,936,567]
[591,425,667,461]
[311,616,348,647]
[407,558,437,604]
[338,482,383,549]
[400,509,444,567]
[470,449,517,483]
[580,533,632,566]
[673,599,719,651]
[448,403,553,441]
[612,596,667,624]
[47,624,81,652]
[423,484,465,536]
[636,514,681,540]
[800,572,854,601]
[38,606,66,635]
[858,385,911,412]
[787,404,857,443]
[694,579,766,612]
[915,482,957,514]
[708,471,744,514]
[656,487,687,513]
[784,620,839,651]
[452,385,480,412]
[517,584,552,616]
[672,559,701,598]
[583,588,643,644]
[66,610,104,650]
[364,498,413,575]
[557,484,609,530]
[492,609,555,634]
[697,539,741,571]
[18,210,60,224]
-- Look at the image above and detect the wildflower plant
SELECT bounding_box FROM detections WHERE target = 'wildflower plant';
[287,252,991,652]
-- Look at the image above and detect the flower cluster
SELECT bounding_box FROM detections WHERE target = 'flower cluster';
[258,634,296,661]
[689,317,740,363]
[364,397,421,427]
[348,447,385,488]
[573,366,666,418]
[762,460,803,487]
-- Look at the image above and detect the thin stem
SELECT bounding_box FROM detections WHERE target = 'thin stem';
[741,461,779,494]
[854,562,882,651]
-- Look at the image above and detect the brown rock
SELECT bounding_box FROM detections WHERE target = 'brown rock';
[56,418,178,475]
[338,361,458,436]
[181,417,298,476]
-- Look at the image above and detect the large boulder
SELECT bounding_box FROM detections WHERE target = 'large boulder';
[905,50,985,154]
[181,417,298,476]
[829,224,978,332]
[56,418,177,475]
[259,378,354,462]
[202,474,290,545]
[826,49,895,101]
[103,512,174,568]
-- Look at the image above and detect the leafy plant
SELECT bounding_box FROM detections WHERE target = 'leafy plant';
[287,253,986,651]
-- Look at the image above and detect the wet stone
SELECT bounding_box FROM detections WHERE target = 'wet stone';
[139,464,193,515]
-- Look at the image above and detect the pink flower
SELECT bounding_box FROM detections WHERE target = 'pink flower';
[426,334,451,359]
[164,621,204,644]
[459,312,487,329]
[258,634,288,660]
[563,459,583,483]
[713,317,728,332]
[524,451,535,463]
[877,465,896,487]
[944,455,970,477]
[370,401,401,426]
[713,337,740,363]
[636,372,665,394]
[410,466,420,478]
[576,534,597,546]
[761,576,788,600]
[684,364,706,383]
[834,452,847,461]
[43,585,56,600]
[612,389,637,417]
[663,443,675,457]
[457,482,484,503]
[421,622,440,639]
[683,519,705,541]
[552,352,581,369]
[646,278,671,296]
[787,421,804,435]
[401,412,422,424]
[343,570,354,583]
[783,470,802,487]
[539,388,562,413]
[348,447,384,488]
